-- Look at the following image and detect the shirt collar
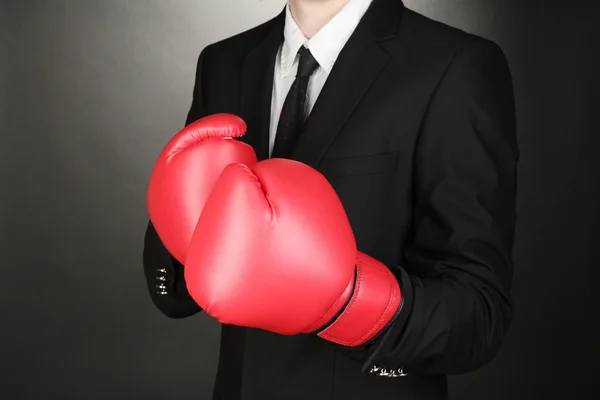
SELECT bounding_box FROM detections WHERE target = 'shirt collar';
[280,0,373,77]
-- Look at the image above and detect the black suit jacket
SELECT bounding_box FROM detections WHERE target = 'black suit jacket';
[143,1,518,399]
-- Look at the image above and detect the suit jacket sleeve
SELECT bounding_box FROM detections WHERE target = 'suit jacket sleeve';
[143,221,202,318]
[355,39,518,376]
[142,49,208,318]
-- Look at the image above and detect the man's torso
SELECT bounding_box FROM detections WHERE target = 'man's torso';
[188,1,482,399]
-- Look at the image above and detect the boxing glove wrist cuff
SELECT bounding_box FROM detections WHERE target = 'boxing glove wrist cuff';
[316,252,402,347]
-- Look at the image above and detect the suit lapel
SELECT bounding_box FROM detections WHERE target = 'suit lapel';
[240,10,285,161]
[291,0,405,167]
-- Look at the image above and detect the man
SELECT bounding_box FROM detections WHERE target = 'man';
[143,0,518,399]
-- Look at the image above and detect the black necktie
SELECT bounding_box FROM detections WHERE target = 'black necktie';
[271,46,319,159]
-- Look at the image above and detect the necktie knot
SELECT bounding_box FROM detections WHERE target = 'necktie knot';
[297,46,319,77]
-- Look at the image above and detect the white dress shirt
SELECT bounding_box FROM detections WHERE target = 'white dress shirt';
[268,0,373,156]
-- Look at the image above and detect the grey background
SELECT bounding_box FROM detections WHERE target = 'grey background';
[1,0,598,399]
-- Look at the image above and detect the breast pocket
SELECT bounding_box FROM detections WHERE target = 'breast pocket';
[317,151,400,177]
[316,152,400,252]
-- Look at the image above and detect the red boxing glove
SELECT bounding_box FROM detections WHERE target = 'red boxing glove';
[147,114,257,263]
[185,159,402,347]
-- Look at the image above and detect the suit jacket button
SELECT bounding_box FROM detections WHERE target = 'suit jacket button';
[156,283,167,295]
[369,365,407,378]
